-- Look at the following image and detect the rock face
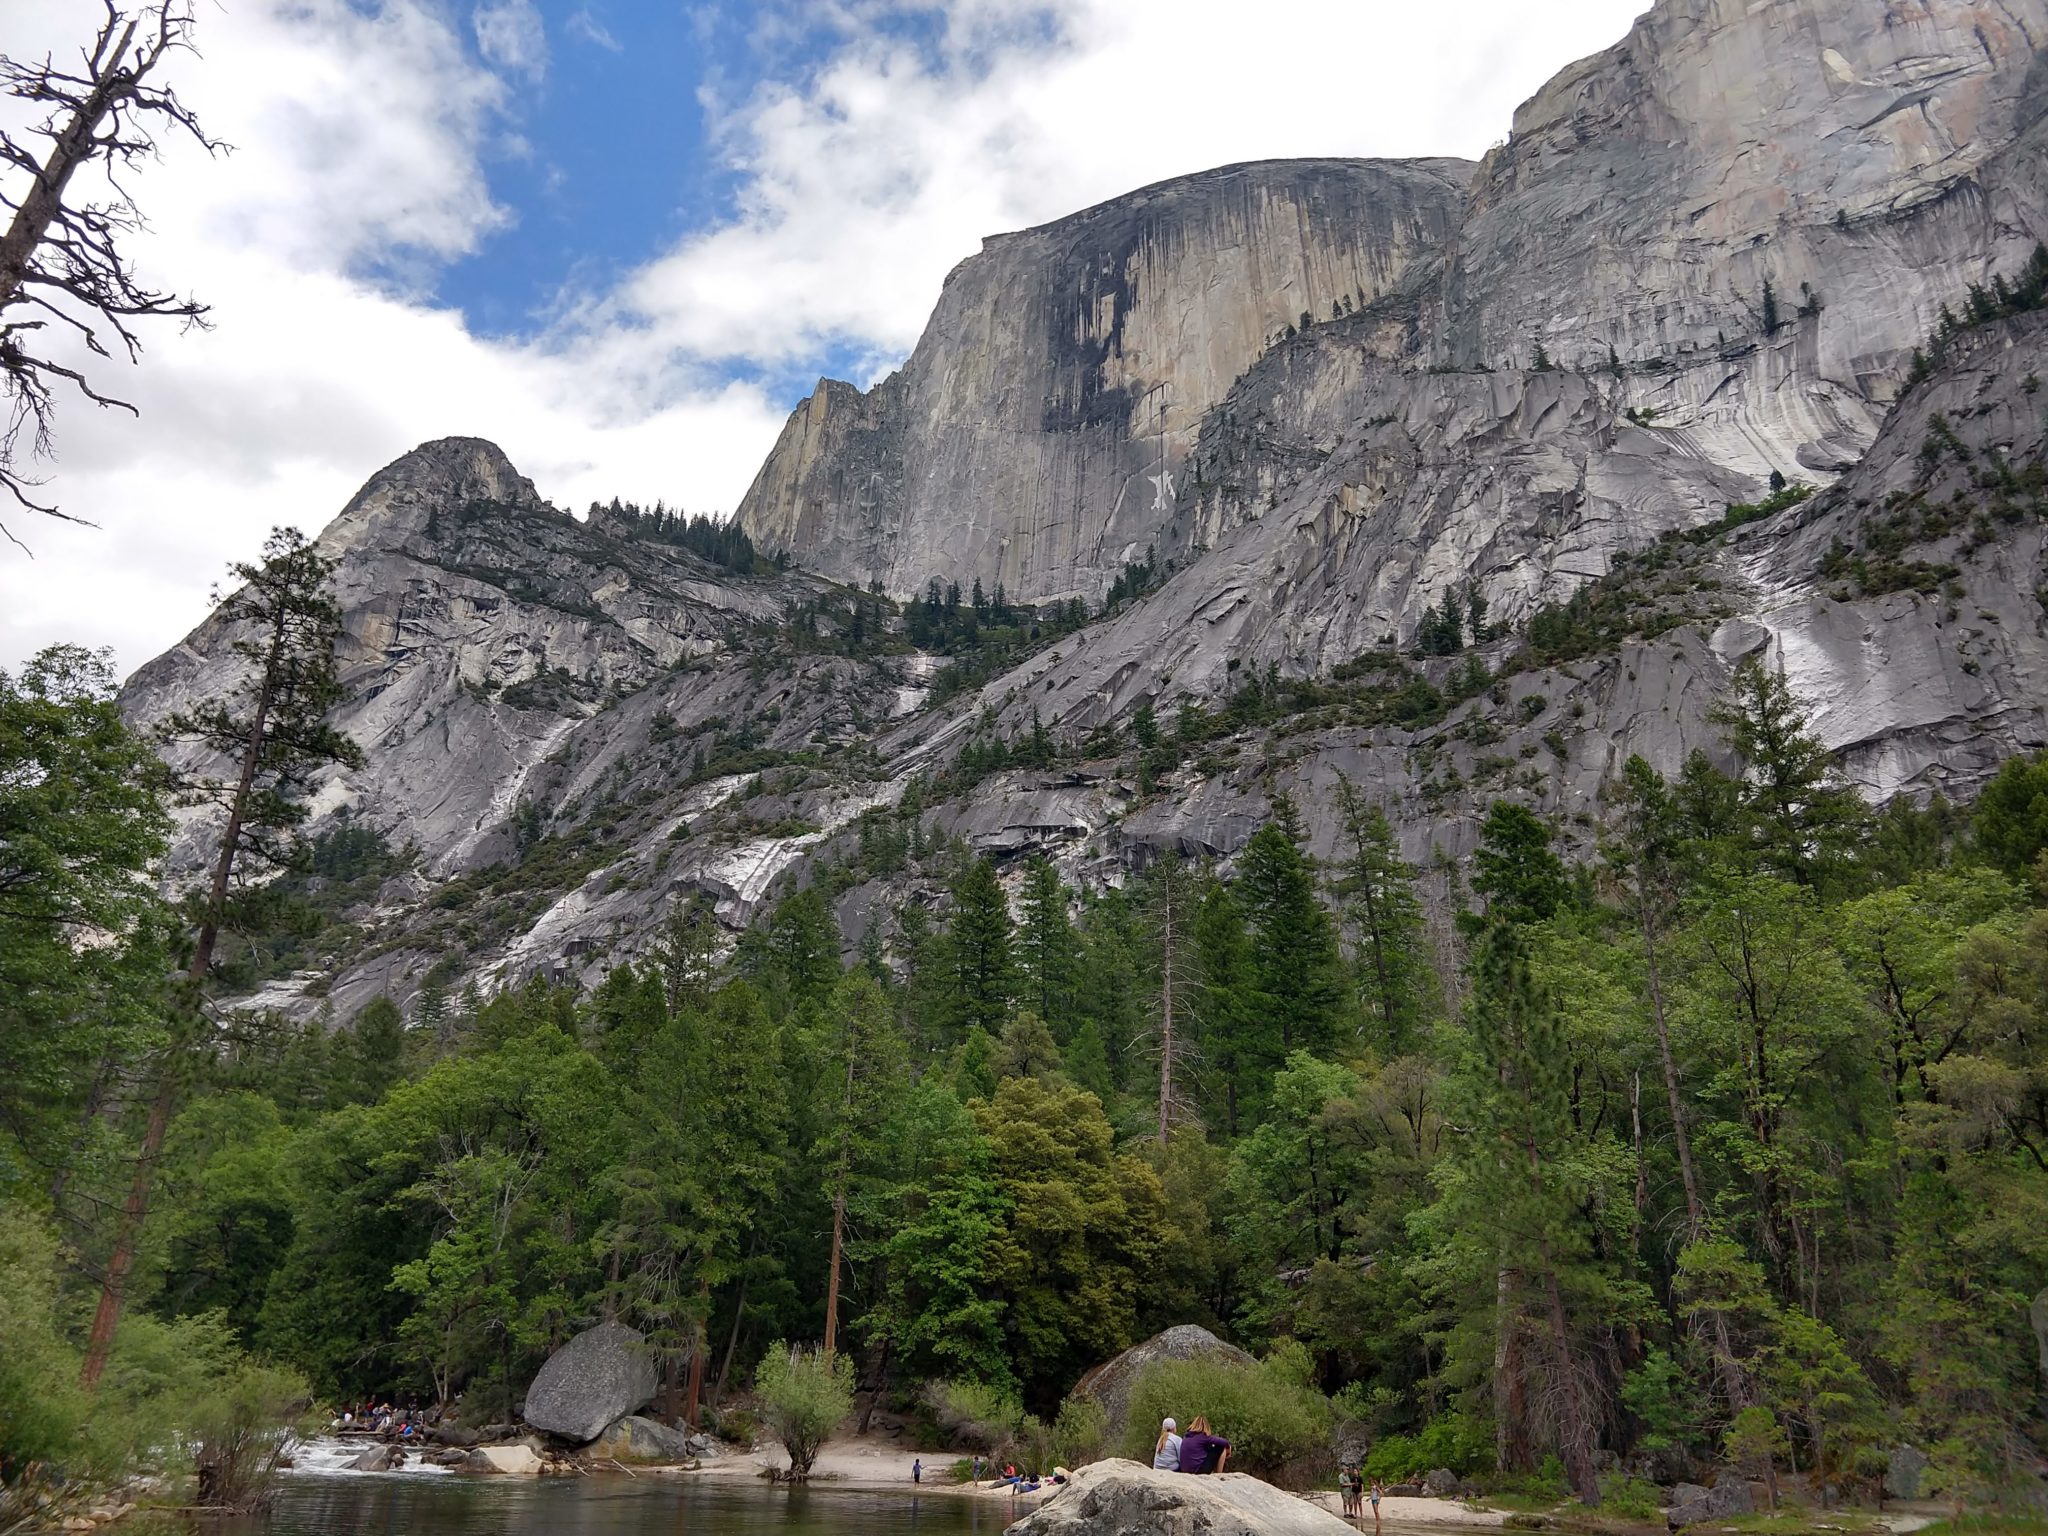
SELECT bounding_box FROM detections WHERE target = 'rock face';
[521,1322,657,1443]
[1669,1479,1754,1526]
[1883,1444,1929,1501]
[742,0,2048,627]
[736,159,1472,606]
[115,0,2048,1024]
[588,1414,695,1463]
[1073,1325,1255,1435]
[1004,1459,1354,1536]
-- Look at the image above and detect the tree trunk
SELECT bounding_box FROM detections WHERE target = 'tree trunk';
[1494,1267,1531,1472]
[1158,889,1176,1143]
[683,1303,707,1428]
[1538,1253,1599,1505]
[823,1188,847,1358]
[0,22,136,312]
[78,1067,173,1389]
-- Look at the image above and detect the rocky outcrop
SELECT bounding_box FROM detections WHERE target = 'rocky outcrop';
[1003,1460,1354,1536]
[522,1322,657,1443]
[1073,1325,1255,1434]
[736,158,1472,606]
[1669,1479,1754,1526]
[463,1443,543,1475]
[587,1415,703,1464]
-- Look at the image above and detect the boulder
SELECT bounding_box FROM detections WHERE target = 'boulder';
[1385,1484,1421,1498]
[1071,1325,1254,1433]
[465,1444,543,1475]
[685,1433,721,1460]
[588,1414,695,1464]
[344,1444,395,1473]
[1422,1468,1460,1497]
[1884,1444,1928,1501]
[1669,1479,1753,1526]
[522,1322,657,1442]
[1004,1459,1357,1536]
[429,1425,479,1447]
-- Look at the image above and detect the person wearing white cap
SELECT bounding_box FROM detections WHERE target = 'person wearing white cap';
[1152,1416,1183,1471]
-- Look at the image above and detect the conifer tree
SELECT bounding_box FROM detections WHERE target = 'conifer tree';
[946,856,1013,1036]
[1238,809,1344,1062]
[1140,856,1201,1140]
[84,526,361,1389]
[1192,879,1259,1136]
[1708,657,1866,888]
[1015,858,1080,1038]
[1332,776,1428,1052]
[816,973,906,1357]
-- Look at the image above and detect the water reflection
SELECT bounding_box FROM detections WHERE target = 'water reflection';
[254,1474,1004,1536]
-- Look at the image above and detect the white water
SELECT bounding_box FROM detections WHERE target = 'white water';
[287,1435,455,1477]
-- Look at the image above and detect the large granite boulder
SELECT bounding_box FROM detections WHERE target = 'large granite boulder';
[464,1444,542,1475]
[522,1322,657,1442]
[1072,1325,1254,1435]
[1004,1459,1354,1536]
[1884,1444,1928,1501]
[588,1414,694,1464]
[1669,1479,1754,1526]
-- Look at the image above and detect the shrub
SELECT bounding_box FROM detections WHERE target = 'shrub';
[1598,1472,1664,1519]
[924,1378,1024,1452]
[1362,1411,1494,1480]
[755,1342,855,1478]
[1051,1396,1108,1469]
[0,1208,91,1524]
[1123,1340,1333,1480]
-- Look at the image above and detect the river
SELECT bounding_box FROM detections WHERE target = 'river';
[256,1449,1008,1536]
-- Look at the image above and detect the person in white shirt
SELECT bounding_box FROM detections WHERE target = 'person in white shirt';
[1152,1417,1183,1471]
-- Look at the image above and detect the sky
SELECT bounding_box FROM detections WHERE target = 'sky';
[0,0,1650,674]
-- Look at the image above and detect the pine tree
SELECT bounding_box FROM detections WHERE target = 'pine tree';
[1015,858,1080,1038]
[85,527,361,1389]
[946,856,1014,1036]
[816,972,907,1357]
[1238,810,1344,1061]
[1192,879,1260,1136]
[1331,776,1428,1052]
[1708,657,1866,888]
[1140,856,1201,1140]
[1445,925,1601,1500]
[1468,801,1571,930]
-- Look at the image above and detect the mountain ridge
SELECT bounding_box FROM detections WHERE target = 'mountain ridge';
[119,0,2048,1024]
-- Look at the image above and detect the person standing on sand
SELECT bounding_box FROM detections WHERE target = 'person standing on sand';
[1176,1416,1231,1474]
[1370,1477,1385,1531]
[1152,1417,1182,1471]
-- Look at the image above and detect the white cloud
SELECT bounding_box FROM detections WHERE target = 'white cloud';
[472,0,549,81]
[0,0,1649,676]
[566,7,623,54]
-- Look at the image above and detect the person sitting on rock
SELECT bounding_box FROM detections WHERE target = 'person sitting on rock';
[1152,1417,1183,1471]
[1176,1416,1231,1474]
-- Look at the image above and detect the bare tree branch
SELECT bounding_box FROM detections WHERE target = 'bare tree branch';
[0,1,227,544]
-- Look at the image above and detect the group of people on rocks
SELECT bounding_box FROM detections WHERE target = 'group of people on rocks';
[1150,1416,1232,1475]
[332,1401,433,1438]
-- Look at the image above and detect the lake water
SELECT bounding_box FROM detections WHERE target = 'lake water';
[258,1466,1008,1536]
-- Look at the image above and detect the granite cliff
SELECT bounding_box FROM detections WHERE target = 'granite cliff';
[120,0,2048,1020]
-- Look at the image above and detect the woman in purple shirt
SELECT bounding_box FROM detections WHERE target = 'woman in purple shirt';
[1176,1415,1232,1474]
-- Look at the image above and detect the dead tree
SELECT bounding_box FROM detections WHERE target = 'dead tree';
[0,2,223,541]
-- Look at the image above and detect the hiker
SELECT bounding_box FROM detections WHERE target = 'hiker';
[1152,1416,1182,1471]
[913,1457,922,1484]
[1339,1463,1360,1519]
[1176,1415,1231,1474]
[1370,1477,1386,1531]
